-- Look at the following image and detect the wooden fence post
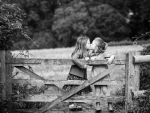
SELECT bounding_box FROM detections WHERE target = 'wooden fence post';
[0,50,6,100]
[132,51,140,111]
[6,51,12,99]
[0,50,12,100]
[133,52,140,93]
[125,51,140,112]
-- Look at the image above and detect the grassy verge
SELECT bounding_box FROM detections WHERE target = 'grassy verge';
[108,39,150,46]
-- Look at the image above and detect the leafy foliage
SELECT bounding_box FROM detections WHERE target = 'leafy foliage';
[8,0,72,49]
[134,45,150,113]
[6,0,150,48]
[0,1,30,50]
[0,83,48,112]
[127,0,150,38]
[52,1,129,46]
[11,84,48,110]
[140,45,150,90]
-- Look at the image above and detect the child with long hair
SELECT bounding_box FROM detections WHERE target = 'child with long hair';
[88,37,115,111]
[68,36,92,80]
[66,36,94,81]
[64,36,94,109]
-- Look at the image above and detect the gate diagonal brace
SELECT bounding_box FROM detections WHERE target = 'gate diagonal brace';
[34,65,118,113]
[15,66,45,81]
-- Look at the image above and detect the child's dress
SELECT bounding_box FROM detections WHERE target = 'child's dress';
[63,50,91,94]
[90,52,111,96]
[68,50,88,80]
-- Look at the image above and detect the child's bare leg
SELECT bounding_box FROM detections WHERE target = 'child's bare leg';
[95,85,103,97]
[102,85,110,96]
[96,101,101,111]
[88,73,96,96]
[95,86,99,97]
[108,102,113,111]
[102,85,113,111]
[94,86,103,112]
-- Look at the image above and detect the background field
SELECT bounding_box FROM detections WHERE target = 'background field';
[11,45,144,94]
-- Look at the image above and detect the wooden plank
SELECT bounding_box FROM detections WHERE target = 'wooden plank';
[34,65,118,113]
[0,50,6,100]
[5,51,12,99]
[125,52,132,113]
[16,109,95,113]
[87,59,125,65]
[16,109,114,113]
[132,52,140,109]
[19,94,124,103]
[45,80,120,86]
[133,90,150,98]
[12,79,120,86]
[9,58,42,65]
[133,52,140,91]
[8,58,125,66]
[12,79,45,84]
[15,66,45,80]
[125,52,138,113]
[12,79,120,89]
[134,55,150,63]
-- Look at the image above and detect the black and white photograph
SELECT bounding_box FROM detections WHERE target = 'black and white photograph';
[0,0,150,112]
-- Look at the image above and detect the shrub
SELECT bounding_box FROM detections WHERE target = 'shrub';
[0,1,31,112]
[0,1,30,50]
[138,45,150,113]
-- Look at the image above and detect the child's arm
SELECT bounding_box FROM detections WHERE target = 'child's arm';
[85,57,90,61]
[107,55,115,64]
[72,53,87,69]
[90,53,115,64]
[90,54,103,61]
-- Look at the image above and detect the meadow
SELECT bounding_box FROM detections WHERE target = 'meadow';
[11,45,143,94]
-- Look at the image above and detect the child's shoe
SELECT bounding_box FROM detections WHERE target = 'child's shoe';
[96,102,101,111]
[69,103,82,111]
[108,103,114,112]
[69,103,76,109]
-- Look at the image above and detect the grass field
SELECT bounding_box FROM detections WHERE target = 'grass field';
[12,45,143,79]
[11,45,143,94]
[12,45,144,59]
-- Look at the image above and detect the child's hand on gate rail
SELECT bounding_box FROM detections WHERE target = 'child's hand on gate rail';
[85,57,90,61]
[107,55,115,65]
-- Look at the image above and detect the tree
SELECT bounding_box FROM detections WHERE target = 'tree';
[126,0,150,38]
[7,0,150,48]
[0,1,30,50]
[86,4,130,41]
[7,0,74,48]
[52,1,130,46]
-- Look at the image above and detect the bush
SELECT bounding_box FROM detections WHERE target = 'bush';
[137,45,150,113]
[0,1,30,50]
[0,1,31,112]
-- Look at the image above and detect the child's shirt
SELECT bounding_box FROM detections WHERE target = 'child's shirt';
[90,52,111,79]
[69,50,89,79]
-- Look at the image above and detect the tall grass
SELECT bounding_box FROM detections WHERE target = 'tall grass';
[108,39,150,46]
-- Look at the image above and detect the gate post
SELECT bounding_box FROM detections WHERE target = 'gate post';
[125,51,140,112]
[0,50,12,100]
[6,51,12,99]
[0,50,6,100]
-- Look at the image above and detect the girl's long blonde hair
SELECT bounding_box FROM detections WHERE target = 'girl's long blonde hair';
[72,36,89,58]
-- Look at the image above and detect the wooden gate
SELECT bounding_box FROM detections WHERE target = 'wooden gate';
[0,50,150,113]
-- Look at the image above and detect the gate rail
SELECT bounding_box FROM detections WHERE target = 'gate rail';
[0,50,150,112]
